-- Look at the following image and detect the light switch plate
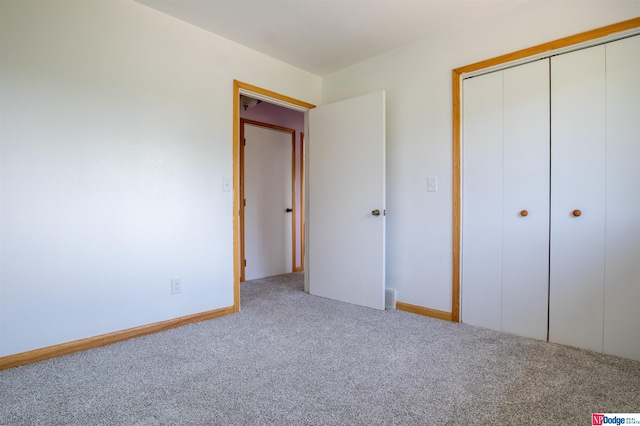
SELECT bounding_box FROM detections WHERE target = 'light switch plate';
[222,176,231,192]
[427,176,438,192]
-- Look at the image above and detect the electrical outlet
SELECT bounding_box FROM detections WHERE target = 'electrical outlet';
[171,278,182,294]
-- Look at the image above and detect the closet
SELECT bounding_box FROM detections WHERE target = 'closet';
[461,34,640,361]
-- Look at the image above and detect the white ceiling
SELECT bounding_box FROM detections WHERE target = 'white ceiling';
[135,0,529,76]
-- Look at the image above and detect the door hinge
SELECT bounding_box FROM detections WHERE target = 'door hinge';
[244,199,246,207]
[244,259,247,267]
[243,138,246,146]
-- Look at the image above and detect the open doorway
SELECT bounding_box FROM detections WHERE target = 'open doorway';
[240,118,296,282]
[232,80,315,311]
[233,81,387,313]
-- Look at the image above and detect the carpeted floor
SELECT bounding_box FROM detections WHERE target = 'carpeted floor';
[1,272,639,425]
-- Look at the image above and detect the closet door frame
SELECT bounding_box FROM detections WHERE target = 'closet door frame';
[452,17,640,322]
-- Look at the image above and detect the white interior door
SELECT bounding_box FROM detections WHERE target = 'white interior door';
[549,45,607,353]
[604,35,640,361]
[307,91,385,310]
[244,123,293,280]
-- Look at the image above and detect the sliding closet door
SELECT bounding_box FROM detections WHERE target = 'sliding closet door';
[604,35,640,361]
[462,60,549,339]
[501,60,550,340]
[549,46,607,353]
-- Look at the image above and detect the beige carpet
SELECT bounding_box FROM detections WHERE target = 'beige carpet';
[1,272,639,425]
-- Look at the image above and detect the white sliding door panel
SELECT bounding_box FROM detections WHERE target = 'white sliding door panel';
[550,46,607,353]
[461,71,504,331]
[604,35,640,361]
[244,124,293,280]
[501,60,550,340]
[307,91,385,310]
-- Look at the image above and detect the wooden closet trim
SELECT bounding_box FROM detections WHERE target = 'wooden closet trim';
[451,17,640,322]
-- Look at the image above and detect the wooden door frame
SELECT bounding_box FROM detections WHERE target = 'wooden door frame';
[240,118,296,282]
[233,80,315,312]
[452,17,640,322]
[299,132,305,272]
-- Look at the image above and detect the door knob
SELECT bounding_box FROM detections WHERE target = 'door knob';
[520,210,528,217]
[572,209,582,217]
[371,209,380,216]
[285,208,293,213]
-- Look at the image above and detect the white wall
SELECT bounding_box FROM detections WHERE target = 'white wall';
[0,0,320,357]
[321,2,640,312]
[2,0,637,359]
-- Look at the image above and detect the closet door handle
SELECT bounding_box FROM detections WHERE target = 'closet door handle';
[520,210,528,217]
[572,209,582,217]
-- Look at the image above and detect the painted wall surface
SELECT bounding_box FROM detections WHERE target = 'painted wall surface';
[320,2,640,312]
[0,0,320,357]
[2,0,638,359]
[240,103,305,271]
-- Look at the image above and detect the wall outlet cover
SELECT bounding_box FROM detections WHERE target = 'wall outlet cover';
[171,278,182,294]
